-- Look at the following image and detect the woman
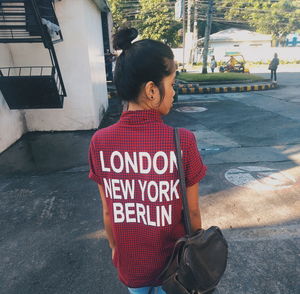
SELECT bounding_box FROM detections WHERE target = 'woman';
[88,28,207,294]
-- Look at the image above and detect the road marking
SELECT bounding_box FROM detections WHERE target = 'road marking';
[225,166,296,191]
[175,106,207,113]
[193,130,240,149]
[40,197,56,219]
[290,98,300,103]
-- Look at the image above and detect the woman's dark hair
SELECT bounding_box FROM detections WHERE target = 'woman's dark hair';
[113,28,175,103]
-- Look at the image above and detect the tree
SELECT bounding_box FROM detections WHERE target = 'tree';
[219,0,300,39]
[107,0,137,29]
[136,0,182,47]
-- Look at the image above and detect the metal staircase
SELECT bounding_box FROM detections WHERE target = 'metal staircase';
[0,0,67,109]
[0,0,63,44]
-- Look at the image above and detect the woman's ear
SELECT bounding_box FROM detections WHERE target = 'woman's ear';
[144,81,159,101]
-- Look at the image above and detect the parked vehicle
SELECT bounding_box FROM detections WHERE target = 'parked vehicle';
[219,52,250,73]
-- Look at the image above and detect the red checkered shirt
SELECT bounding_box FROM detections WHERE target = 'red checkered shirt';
[88,109,207,287]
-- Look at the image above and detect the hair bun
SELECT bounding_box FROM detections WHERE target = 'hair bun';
[113,28,138,50]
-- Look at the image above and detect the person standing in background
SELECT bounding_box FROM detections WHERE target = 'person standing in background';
[269,53,279,83]
[104,49,115,81]
[210,55,217,73]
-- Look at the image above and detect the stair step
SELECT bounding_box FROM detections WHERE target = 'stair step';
[0,19,28,23]
[0,0,26,3]
[0,5,25,9]
[0,12,27,16]
[0,25,31,29]
[0,38,43,42]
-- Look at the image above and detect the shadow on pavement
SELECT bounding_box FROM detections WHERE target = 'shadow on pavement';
[0,91,299,293]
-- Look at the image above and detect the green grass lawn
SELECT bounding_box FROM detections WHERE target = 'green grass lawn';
[177,72,266,83]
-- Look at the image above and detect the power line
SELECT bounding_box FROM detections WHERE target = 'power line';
[118,2,300,15]
[112,0,300,28]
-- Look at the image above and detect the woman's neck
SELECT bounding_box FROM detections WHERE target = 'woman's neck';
[127,101,151,111]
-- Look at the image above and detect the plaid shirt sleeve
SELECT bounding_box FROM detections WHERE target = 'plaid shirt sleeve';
[183,130,207,187]
[88,137,103,185]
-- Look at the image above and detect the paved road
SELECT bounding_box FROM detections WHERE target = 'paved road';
[0,71,299,294]
[169,70,300,294]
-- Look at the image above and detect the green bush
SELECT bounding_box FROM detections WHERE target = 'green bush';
[177,72,266,83]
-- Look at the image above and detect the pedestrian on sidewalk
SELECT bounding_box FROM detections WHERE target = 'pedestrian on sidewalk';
[210,55,217,73]
[88,27,207,294]
[105,49,116,81]
[268,53,279,82]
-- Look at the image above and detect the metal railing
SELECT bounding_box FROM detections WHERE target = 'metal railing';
[0,66,52,76]
[0,65,65,97]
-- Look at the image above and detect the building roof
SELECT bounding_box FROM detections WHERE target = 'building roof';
[201,28,272,43]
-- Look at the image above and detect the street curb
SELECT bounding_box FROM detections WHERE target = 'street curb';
[176,78,270,85]
[177,83,278,94]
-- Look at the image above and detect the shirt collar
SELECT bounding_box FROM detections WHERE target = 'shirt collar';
[119,109,163,125]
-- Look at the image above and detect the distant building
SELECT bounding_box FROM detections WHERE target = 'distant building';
[173,28,300,65]
[196,28,272,60]
[0,0,113,153]
[205,28,271,48]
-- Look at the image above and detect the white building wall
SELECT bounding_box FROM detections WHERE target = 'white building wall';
[210,43,300,62]
[0,0,108,153]
[84,0,108,124]
[173,46,300,63]
[26,0,105,131]
[107,10,114,52]
[0,44,26,153]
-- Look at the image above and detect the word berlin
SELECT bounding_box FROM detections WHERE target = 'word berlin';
[99,150,181,227]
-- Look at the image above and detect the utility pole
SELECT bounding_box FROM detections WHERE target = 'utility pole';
[202,0,213,74]
[186,0,193,63]
[182,0,186,72]
[192,0,199,63]
[193,0,198,42]
[189,0,198,64]
[187,0,192,33]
